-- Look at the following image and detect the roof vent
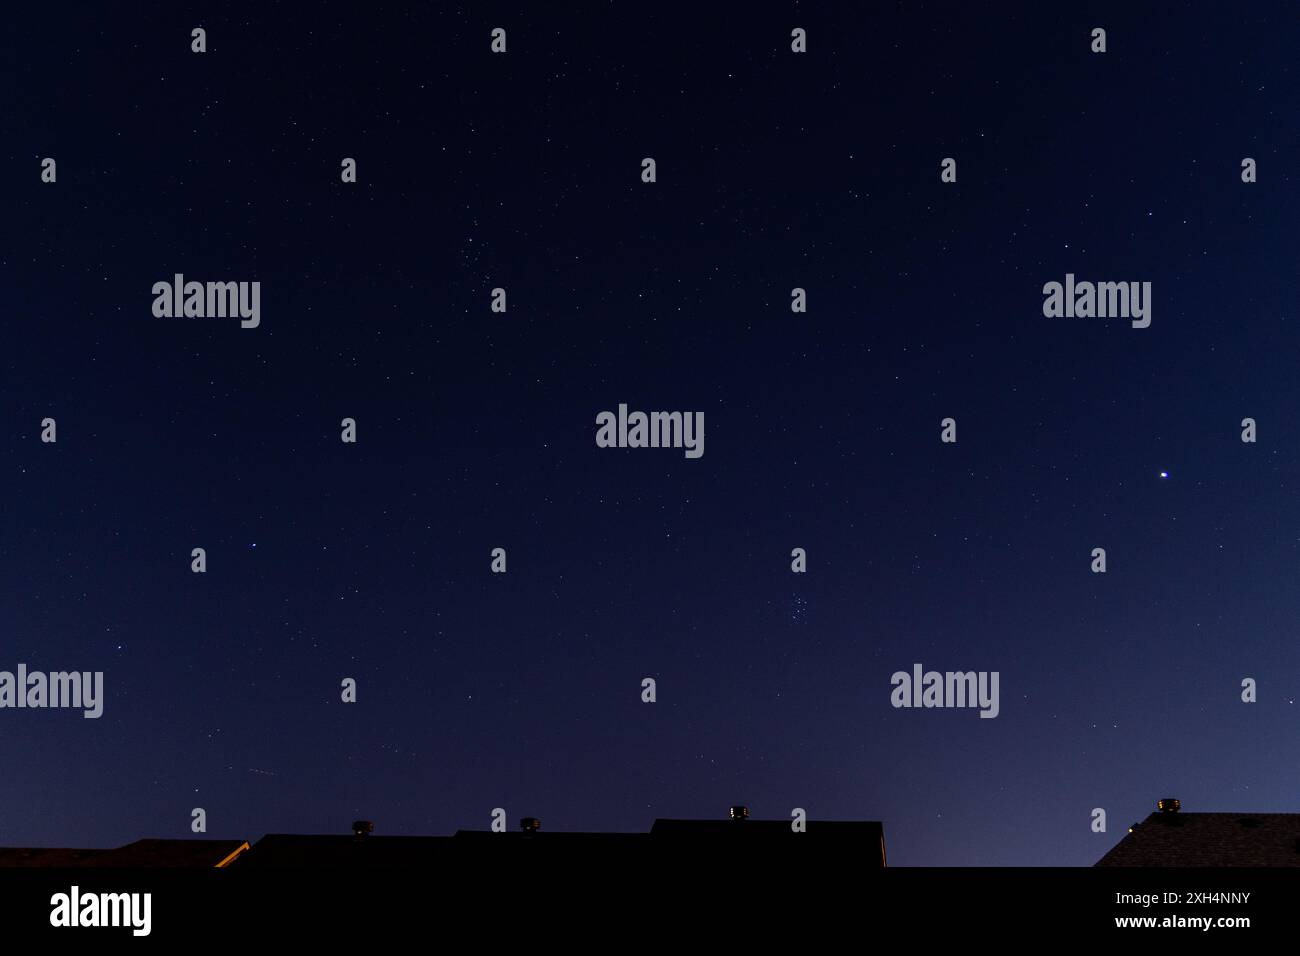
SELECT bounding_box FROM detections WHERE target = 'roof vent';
[1157,798,1180,814]
[519,817,541,832]
[352,820,374,837]
[729,805,750,821]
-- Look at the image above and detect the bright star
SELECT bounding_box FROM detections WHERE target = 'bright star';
[1159,471,1169,479]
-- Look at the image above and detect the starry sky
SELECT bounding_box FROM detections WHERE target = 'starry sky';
[4,3,1299,866]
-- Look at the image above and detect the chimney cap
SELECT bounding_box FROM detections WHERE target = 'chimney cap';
[1157,798,1180,814]
[519,816,541,832]
[352,820,375,836]
[729,805,750,821]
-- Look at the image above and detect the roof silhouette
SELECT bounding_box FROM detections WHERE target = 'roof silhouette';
[0,838,248,868]
[0,815,886,868]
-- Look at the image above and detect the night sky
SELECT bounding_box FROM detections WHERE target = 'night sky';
[5,3,1299,866]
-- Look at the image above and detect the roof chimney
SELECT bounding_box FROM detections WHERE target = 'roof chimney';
[1157,798,1180,814]
[729,805,750,821]
[352,820,374,837]
[519,816,541,833]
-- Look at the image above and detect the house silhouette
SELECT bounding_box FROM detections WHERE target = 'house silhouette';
[0,808,887,868]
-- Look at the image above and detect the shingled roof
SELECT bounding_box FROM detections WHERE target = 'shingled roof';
[1097,812,1300,867]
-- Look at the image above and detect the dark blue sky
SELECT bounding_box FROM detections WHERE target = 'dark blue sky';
[4,2,1298,865]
